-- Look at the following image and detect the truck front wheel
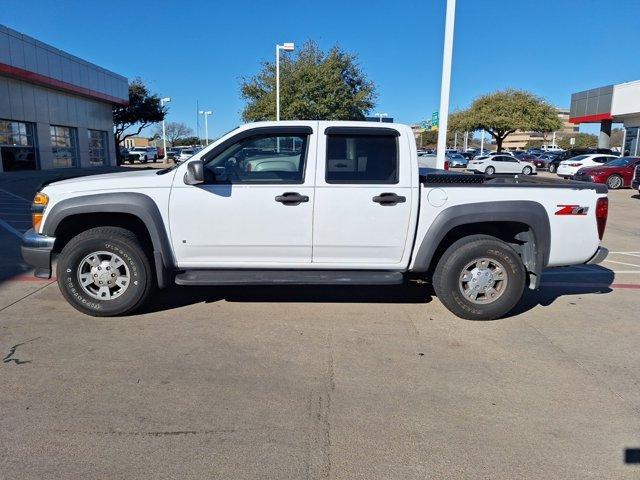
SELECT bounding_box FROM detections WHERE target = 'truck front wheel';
[432,235,525,320]
[56,227,154,317]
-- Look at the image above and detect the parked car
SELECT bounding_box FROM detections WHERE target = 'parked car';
[417,153,449,170]
[632,164,640,192]
[467,155,536,175]
[556,154,618,178]
[459,152,475,161]
[176,148,197,162]
[446,152,468,168]
[512,152,540,164]
[21,121,608,321]
[574,156,640,189]
[166,148,182,161]
[540,145,563,152]
[126,147,158,163]
[547,148,619,173]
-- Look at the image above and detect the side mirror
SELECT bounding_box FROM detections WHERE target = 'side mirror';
[184,160,204,185]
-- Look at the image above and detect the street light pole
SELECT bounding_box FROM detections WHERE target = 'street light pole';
[161,97,171,164]
[436,0,457,170]
[276,43,295,121]
[199,110,212,145]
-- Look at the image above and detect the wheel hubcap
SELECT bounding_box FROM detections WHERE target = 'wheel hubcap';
[458,257,508,305]
[77,251,130,300]
[609,177,621,188]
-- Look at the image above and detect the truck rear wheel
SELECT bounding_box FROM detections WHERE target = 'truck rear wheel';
[432,235,525,320]
[56,227,154,317]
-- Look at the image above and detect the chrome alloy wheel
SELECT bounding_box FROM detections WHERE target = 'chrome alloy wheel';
[77,251,130,300]
[458,257,508,304]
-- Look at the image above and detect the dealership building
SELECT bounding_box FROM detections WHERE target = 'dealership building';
[569,80,640,155]
[0,25,128,172]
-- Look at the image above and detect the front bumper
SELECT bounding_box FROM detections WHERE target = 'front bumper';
[21,228,56,278]
[586,246,609,265]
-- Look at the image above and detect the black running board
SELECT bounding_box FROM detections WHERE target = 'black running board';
[174,270,404,286]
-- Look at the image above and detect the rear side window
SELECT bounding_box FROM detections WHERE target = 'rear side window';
[326,135,398,184]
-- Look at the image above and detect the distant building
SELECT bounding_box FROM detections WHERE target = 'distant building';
[122,136,150,148]
[0,25,128,171]
[501,108,578,150]
[365,116,394,123]
[569,81,640,155]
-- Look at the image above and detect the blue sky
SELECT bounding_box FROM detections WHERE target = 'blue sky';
[4,0,638,139]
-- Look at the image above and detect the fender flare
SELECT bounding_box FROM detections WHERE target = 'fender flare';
[411,201,550,285]
[43,192,174,288]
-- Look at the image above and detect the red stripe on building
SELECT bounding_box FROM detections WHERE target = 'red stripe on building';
[0,62,128,106]
[569,113,613,124]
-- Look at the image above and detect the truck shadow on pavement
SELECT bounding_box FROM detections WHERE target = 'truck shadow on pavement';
[139,265,615,319]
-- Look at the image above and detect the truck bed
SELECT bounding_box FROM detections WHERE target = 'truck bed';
[418,168,607,193]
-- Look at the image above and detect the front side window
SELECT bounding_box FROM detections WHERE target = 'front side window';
[326,134,398,184]
[50,125,78,168]
[0,119,38,171]
[204,134,308,183]
[88,130,108,166]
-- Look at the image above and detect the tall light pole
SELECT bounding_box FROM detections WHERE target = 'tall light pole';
[276,42,295,121]
[199,110,212,145]
[160,97,171,163]
[436,0,457,169]
[374,112,389,122]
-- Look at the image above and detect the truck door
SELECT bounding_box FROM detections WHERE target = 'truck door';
[169,124,317,267]
[312,124,415,266]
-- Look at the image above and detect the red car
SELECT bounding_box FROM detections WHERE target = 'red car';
[574,157,640,189]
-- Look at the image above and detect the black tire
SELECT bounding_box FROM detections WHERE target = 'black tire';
[548,163,557,173]
[522,166,532,175]
[606,174,623,190]
[485,166,495,175]
[56,227,155,317]
[432,235,526,320]
[153,155,158,162]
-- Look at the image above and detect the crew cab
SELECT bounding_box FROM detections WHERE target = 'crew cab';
[21,121,609,320]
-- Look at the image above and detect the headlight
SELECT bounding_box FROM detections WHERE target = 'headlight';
[32,192,49,231]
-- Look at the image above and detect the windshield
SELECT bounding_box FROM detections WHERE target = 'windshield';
[132,148,147,152]
[604,157,633,167]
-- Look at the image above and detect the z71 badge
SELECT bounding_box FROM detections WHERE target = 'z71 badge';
[555,205,589,215]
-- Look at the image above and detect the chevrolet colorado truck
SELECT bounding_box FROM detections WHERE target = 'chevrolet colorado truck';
[21,121,609,320]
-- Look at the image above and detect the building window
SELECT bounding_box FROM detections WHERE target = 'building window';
[50,125,78,168]
[88,130,109,166]
[0,120,38,171]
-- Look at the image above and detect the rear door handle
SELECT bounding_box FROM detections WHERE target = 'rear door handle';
[372,193,406,206]
[275,192,309,205]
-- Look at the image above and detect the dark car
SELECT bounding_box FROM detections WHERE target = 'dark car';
[166,148,182,161]
[632,164,640,191]
[574,156,640,189]
[547,148,619,173]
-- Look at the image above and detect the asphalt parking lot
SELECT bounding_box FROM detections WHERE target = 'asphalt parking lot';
[0,167,639,479]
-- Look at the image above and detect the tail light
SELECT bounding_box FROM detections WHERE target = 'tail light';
[568,163,582,167]
[444,160,450,171]
[595,197,608,240]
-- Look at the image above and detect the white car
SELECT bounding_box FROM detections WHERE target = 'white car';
[126,147,158,163]
[177,148,197,162]
[556,154,617,178]
[467,154,536,175]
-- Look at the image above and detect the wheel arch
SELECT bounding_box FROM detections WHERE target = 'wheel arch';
[43,192,174,288]
[411,201,550,289]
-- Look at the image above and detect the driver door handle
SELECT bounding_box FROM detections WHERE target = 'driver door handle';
[372,192,406,206]
[275,192,309,206]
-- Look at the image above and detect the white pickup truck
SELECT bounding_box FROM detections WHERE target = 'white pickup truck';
[22,121,609,320]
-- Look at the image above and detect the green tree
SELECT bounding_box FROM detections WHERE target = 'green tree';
[113,78,166,162]
[448,89,562,152]
[415,129,439,149]
[173,136,203,146]
[557,133,598,149]
[240,41,377,121]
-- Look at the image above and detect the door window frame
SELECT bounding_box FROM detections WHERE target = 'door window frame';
[200,126,313,185]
